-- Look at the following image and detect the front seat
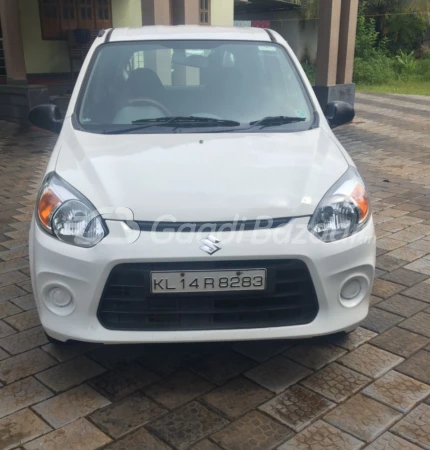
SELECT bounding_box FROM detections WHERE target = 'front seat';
[125,68,165,101]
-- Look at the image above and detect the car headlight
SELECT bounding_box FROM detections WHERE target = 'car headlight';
[36,172,107,247]
[308,166,371,242]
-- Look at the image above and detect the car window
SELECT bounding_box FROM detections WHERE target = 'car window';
[77,40,315,134]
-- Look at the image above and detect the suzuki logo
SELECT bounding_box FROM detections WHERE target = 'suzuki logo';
[200,235,221,255]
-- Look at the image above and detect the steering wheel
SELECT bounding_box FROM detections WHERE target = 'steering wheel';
[128,98,172,117]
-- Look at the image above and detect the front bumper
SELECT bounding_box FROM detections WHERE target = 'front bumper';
[29,217,376,343]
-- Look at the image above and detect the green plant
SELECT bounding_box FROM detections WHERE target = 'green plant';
[302,0,429,55]
[355,13,379,58]
[395,50,417,72]
[301,61,316,85]
[385,13,427,54]
[362,0,429,34]
[353,55,397,84]
[357,81,430,95]
[418,47,430,59]
[354,54,430,86]
[299,0,319,19]
[355,2,389,58]
[416,59,430,80]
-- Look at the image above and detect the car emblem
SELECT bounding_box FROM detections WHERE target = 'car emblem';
[200,235,221,255]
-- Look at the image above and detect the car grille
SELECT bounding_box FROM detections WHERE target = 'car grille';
[98,260,319,331]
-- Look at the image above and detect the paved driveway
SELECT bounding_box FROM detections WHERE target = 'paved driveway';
[1,93,430,450]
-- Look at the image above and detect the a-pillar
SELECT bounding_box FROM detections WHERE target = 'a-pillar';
[313,0,358,110]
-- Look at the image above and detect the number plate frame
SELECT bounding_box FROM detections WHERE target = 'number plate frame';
[151,269,267,294]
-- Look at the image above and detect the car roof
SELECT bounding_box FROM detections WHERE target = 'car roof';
[108,26,272,42]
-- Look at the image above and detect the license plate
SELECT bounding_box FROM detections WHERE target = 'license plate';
[151,269,266,294]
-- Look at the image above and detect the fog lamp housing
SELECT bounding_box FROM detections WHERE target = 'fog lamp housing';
[339,276,369,308]
[43,285,75,316]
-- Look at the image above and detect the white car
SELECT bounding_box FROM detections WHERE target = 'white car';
[29,26,375,344]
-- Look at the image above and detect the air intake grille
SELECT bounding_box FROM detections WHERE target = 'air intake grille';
[98,260,319,331]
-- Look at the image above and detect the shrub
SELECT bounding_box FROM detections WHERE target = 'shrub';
[353,56,430,85]
[353,1,398,85]
[355,2,389,59]
[395,50,417,74]
[416,59,430,81]
[353,55,397,85]
[419,50,430,60]
[302,62,316,85]
[385,13,427,55]
[355,13,379,59]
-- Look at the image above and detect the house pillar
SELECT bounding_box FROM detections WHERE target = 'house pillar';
[0,0,27,84]
[170,0,200,85]
[315,0,341,87]
[141,0,172,84]
[172,0,200,25]
[337,0,359,85]
[313,0,358,109]
[141,0,172,26]
[0,0,49,124]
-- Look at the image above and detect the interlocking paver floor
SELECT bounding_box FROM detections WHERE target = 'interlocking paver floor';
[0,92,430,449]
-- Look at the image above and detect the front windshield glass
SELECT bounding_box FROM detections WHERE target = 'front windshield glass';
[77,40,315,134]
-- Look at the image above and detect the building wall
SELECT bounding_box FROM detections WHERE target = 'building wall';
[211,0,234,26]
[112,0,142,28]
[172,0,200,25]
[19,0,70,74]
[18,0,233,75]
[18,0,142,75]
[269,11,318,63]
[235,9,318,63]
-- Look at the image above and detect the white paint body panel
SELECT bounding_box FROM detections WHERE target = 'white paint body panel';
[30,217,375,343]
[55,123,348,221]
[31,27,376,343]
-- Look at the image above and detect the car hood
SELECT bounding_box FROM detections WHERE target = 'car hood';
[55,123,348,222]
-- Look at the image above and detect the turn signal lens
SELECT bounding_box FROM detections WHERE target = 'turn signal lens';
[351,184,370,223]
[38,189,61,229]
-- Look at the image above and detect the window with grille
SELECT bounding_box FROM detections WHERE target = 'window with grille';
[78,0,94,30]
[61,0,78,37]
[95,0,112,30]
[199,0,210,25]
[39,0,112,40]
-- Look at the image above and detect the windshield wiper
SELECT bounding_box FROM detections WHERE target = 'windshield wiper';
[249,116,306,129]
[103,117,177,134]
[207,115,308,134]
[103,116,240,134]
[102,115,304,135]
[134,116,240,127]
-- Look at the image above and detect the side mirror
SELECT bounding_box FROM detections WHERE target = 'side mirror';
[325,101,355,129]
[28,104,63,134]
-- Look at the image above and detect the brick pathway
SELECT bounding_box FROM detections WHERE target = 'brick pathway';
[1,93,430,450]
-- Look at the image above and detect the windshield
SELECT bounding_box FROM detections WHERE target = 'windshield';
[77,40,315,134]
